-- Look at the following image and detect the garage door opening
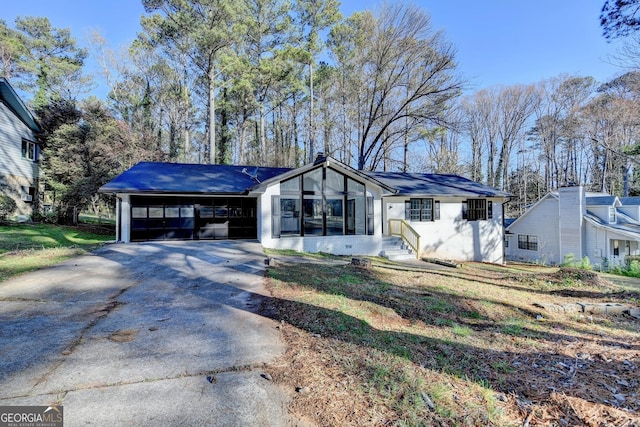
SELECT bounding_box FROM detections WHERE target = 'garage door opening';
[130,196,257,241]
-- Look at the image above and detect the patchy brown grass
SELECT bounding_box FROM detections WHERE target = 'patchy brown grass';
[261,259,640,426]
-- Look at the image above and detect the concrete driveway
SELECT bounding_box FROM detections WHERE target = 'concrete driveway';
[0,241,289,426]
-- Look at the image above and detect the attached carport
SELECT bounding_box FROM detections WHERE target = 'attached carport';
[99,162,291,243]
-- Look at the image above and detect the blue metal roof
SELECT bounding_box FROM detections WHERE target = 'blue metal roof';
[0,78,40,133]
[99,162,292,194]
[364,171,512,198]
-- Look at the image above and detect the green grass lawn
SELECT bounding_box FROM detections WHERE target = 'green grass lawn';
[0,223,113,282]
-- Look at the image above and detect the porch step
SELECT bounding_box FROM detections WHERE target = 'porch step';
[380,236,416,261]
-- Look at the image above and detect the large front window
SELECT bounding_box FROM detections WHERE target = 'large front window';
[272,167,372,237]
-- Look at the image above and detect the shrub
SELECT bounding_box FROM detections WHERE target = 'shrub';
[561,253,592,270]
[0,194,17,223]
[561,253,576,267]
[610,260,640,278]
[577,256,593,270]
[629,260,640,277]
[625,255,640,266]
[31,209,57,224]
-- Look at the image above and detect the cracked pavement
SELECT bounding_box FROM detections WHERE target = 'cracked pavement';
[0,241,289,426]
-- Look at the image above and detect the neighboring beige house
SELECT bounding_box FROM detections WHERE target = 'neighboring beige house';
[0,78,42,216]
[100,155,511,263]
[506,185,640,268]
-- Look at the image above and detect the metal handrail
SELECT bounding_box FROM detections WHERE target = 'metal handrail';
[389,219,420,259]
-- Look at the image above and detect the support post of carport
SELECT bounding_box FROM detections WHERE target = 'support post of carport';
[115,195,122,242]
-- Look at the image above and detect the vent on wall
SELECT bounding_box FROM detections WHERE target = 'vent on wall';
[21,186,35,202]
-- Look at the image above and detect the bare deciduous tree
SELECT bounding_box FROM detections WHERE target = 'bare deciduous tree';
[328,3,462,171]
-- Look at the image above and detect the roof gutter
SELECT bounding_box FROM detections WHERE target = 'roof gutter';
[98,189,251,196]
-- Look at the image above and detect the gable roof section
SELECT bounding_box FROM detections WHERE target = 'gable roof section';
[366,171,512,198]
[99,162,291,195]
[620,197,640,206]
[586,195,619,206]
[506,192,558,231]
[584,210,640,240]
[0,78,40,133]
[253,156,397,193]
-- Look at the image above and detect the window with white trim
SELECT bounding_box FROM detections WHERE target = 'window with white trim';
[22,139,37,161]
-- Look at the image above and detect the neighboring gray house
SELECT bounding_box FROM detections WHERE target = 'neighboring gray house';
[506,185,640,267]
[100,155,511,263]
[0,78,42,215]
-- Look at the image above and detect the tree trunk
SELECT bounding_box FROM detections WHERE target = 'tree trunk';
[260,104,266,164]
[308,62,315,164]
[208,67,216,164]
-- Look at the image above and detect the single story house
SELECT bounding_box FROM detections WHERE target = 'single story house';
[0,78,42,215]
[505,185,640,267]
[99,155,511,263]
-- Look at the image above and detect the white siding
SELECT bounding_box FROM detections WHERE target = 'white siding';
[506,196,561,264]
[0,100,41,215]
[559,186,585,261]
[0,101,39,180]
[588,206,613,223]
[119,194,131,243]
[385,196,505,263]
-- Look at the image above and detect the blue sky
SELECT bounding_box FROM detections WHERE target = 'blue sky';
[3,0,625,95]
